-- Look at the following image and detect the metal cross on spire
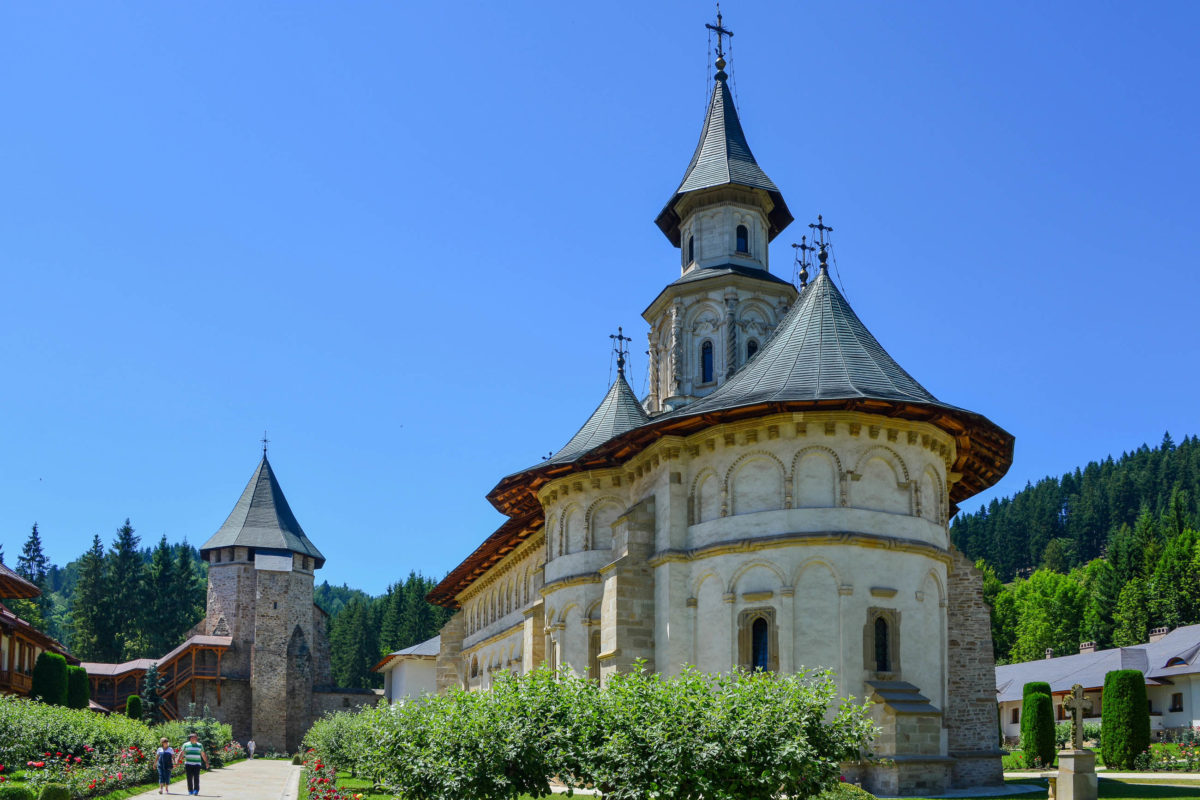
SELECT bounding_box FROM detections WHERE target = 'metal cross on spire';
[808,214,834,272]
[792,235,815,288]
[261,431,270,457]
[706,5,734,63]
[610,326,632,377]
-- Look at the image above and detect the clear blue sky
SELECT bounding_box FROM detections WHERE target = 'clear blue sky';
[2,2,1197,596]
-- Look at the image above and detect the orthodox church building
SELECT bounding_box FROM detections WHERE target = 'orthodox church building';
[427,25,1014,797]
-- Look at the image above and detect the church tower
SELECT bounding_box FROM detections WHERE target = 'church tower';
[199,453,327,752]
[645,20,798,414]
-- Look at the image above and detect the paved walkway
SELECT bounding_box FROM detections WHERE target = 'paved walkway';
[127,759,300,800]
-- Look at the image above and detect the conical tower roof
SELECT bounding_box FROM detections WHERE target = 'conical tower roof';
[200,456,325,568]
[682,268,940,414]
[655,73,793,246]
[544,373,650,467]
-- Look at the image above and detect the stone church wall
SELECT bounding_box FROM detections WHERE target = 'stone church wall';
[945,548,1005,787]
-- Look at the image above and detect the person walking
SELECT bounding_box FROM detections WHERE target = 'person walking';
[176,732,209,796]
[247,739,255,760]
[155,737,175,794]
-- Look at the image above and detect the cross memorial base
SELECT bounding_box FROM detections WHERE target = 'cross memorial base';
[1055,750,1097,800]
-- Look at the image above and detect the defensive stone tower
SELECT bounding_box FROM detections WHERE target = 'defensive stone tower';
[199,454,327,752]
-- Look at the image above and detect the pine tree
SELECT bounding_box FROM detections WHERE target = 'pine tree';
[107,519,147,659]
[12,523,51,629]
[142,663,167,724]
[146,536,178,655]
[329,598,374,688]
[70,535,115,661]
[173,541,205,635]
[1081,558,1119,649]
[1113,578,1150,647]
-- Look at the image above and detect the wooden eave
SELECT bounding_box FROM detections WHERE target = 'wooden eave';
[431,398,1012,608]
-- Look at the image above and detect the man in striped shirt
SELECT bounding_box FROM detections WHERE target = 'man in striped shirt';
[175,732,210,795]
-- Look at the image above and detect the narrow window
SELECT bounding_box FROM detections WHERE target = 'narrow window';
[751,617,770,671]
[736,224,749,253]
[701,341,714,383]
[688,235,696,264]
[1011,707,1020,724]
[874,616,890,672]
[589,631,601,681]
[746,339,759,360]
[1172,693,1184,712]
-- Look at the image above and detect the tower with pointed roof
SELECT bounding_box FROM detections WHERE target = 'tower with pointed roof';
[198,454,331,753]
[644,36,797,413]
[428,14,1015,796]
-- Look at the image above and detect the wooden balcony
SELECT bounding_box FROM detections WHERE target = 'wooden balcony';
[0,670,32,694]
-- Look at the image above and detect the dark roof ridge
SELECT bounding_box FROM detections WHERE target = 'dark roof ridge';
[200,456,325,567]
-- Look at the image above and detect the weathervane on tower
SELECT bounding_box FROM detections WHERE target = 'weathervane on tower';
[610,327,632,378]
[706,5,733,79]
[261,431,270,457]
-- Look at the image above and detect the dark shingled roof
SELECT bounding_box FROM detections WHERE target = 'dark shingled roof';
[200,456,325,568]
[655,74,792,246]
[679,267,941,415]
[544,373,650,467]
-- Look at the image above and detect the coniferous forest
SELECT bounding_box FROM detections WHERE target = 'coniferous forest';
[951,433,1200,664]
[4,522,450,689]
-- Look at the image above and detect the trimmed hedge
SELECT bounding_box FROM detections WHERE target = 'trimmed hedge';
[1023,681,1051,699]
[36,786,69,800]
[125,694,142,720]
[1021,690,1056,767]
[1101,669,1150,769]
[65,666,89,711]
[0,786,35,800]
[30,654,67,707]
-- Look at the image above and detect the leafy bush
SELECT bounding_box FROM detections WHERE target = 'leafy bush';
[306,664,876,800]
[1084,722,1102,745]
[0,694,156,768]
[1020,692,1055,767]
[30,655,67,707]
[818,785,877,800]
[124,696,142,721]
[0,785,35,800]
[64,668,89,711]
[36,785,69,800]
[1101,669,1150,769]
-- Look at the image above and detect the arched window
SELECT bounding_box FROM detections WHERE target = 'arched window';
[746,339,759,360]
[701,341,714,383]
[874,616,891,672]
[736,224,749,253]
[751,617,770,671]
[688,235,696,264]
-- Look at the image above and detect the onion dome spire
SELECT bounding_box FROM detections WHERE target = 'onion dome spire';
[655,10,792,247]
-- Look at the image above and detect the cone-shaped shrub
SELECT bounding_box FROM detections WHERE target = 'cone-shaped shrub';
[1101,669,1150,769]
[65,666,90,710]
[30,653,68,706]
[125,694,143,720]
[1023,682,1051,699]
[1020,690,1056,767]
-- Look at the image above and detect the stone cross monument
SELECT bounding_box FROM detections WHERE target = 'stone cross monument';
[1056,683,1097,800]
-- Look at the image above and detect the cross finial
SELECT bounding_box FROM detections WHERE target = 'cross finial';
[261,431,269,457]
[808,214,834,273]
[610,326,632,378]
[705,4,734,78]
[1063,683,1094,750]
[792,235,815,288]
